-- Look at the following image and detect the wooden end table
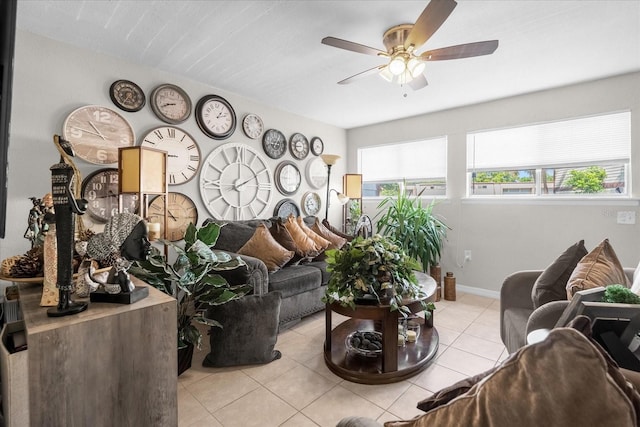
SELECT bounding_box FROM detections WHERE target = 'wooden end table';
[324,272,439,384]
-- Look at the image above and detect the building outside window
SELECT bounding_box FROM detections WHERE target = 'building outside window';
[466,111,631,197]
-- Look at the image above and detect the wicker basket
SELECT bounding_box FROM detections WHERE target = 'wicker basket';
[1,256,21,277]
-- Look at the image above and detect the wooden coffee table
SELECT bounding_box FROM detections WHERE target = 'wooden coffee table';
[324,272,439,384]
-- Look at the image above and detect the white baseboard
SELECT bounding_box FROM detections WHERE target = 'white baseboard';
[456,284,500,300]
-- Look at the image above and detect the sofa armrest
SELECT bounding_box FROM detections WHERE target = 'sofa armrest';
[500,270,542,314]
[214,251,269,296]
[525,300,570,336]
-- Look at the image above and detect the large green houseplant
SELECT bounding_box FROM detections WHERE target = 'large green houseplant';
[375,183,449,273]
[129,222,252,352]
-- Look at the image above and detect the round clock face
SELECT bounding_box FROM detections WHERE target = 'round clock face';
[262,129,287,159]
[301,191,321,216]
[275,161,301,196]
[311,137,324,156]
[81,168,139,222]
[200,143,273,220]
[306,157,328,189]
[63,105,136,164]
[242,113,264,139]
[147,192,198,241]
[274,198,300,219]
[109,79,145,112]
[195,94,237,140]
[289,133,310,160]
[141,126,201,185]
[150,83,192,124]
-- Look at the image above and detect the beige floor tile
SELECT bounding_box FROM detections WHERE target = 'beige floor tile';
[302,385,385,427]
[463,321,503,344]
[435,346,496,377]
[474,308,501,327]
[458,293,496,308]
[242,355,302,385]
[433,310,473,332]
[178,387,220,427]
[301,353,343,384]
[386,384,432,420]
[489,299,501,311]
[277,332,324,363]
[181,416,223,427]
[185,370,260,413]
[340,379,412,409]
[378,411,402,424]
[450,333,505,360]
[213,387,297,427]
[412,363,469,394]
[433,324,461,346]
[280,412,321,426]
[264,364,337,410]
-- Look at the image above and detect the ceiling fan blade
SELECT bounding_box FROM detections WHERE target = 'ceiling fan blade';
[419,40,499,61]
[338,65,387,85]
[322,36,387,57]
[405,0,457,50]
[408,74,428,90]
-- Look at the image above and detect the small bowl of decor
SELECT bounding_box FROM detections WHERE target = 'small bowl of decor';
[345,330,382,358]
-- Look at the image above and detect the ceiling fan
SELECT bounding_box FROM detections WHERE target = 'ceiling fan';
[321,0,498,90]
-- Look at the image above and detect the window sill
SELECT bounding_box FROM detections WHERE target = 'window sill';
[461,196,640,206]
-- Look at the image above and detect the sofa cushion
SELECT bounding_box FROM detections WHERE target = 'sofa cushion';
[268,265,322,299]
[531,240,588,308]
[389,328,639,427]
[284,215,322,258]
[238,223,294,272]
[269,219,305,266]
[297,216,331,250]
[207,219,264,253]
[566,238,629,298]
[311,217,348,250]
[304,260,330,285]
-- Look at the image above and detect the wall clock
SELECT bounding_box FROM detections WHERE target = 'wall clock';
[81,168,139,223]
[305,157,328,189]
[62,104,136,164]
[109,79,145,112]
[150,83,192,124]
[301,191,321,216]
[274,198,300,219]
[147,192,198,241]
[242,113,264,139]
[140,126,201,185]
[289,133,309,160]
[199,143,273,220]
[195,94,237,140]
[311,137,324,156]
[274,160,301,196]
[262,128,287,159]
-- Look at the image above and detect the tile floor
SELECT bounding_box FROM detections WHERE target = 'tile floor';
[177,292,507,427]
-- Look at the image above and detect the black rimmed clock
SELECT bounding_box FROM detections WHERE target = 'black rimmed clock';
[109,79,145,112]
[289,133,309,160]
[274,198,300,219]
[150,83,192,124]
[81,168,139,223]
[262,128,287,159]
[195,94,237,140]
[274,161,301,196]
[311,137,324,156]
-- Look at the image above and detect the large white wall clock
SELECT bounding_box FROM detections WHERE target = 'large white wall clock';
[199,143,273,220]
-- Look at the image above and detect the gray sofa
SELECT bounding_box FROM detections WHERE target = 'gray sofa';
[204,216,331,329]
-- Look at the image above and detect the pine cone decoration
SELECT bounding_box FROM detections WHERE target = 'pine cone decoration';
[9,248,44,277]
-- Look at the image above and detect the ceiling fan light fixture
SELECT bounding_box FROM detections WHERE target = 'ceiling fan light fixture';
[407,57,425,78]
[379,67,394,82]
[389,56,406,75]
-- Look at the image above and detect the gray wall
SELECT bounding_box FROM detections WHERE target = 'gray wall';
[348,72,640,296]
[0,30,347,263]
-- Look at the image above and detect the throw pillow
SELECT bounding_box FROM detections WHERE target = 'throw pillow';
[566,238,630,299]
[312,217,348,250]
[396,328,639,427]
[269,219,304,266]
[203,291,282,367]
[531,240,588,308]
[631,259,640,295]
[284,215,322,258]
[296,215,331,250]
[238,223,294,272]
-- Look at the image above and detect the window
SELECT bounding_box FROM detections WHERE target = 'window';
[467,111,631,197]
[358,137,447,197]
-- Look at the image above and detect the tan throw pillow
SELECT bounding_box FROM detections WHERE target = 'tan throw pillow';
[389,328,638,427]
[296,216,330,251]
[312,217,348,250]
[283,215,321,258]
[531,240,588,308]
[238,223,294,272]
[566,238,630,299]
[269,219,304,266]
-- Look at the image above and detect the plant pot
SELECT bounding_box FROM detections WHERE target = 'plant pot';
[425,310,434,328]
[177,343,194,376]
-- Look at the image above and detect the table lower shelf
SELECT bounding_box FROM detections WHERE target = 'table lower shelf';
[324,318,439,384]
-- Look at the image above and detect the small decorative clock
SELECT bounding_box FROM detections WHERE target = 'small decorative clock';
[195,94,237,140]
[150,83,192,124]
[289,133,310,160]
[147,192,198,241]
[109,79,146,112]
[310,137,324,156]
[81,168,139,222]
[140,126,201,185]
[274,198,301,219]
[305,157,328,189]
[274,161,301,196]
[301,191,322,216]
[242,113,264,139]
[262,128,287,159]
[62,104,136,164]
[199,143,273,220]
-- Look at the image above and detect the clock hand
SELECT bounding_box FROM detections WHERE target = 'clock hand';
[162,103,176,107]
[88,121,107,140]
[167,210,178,221]
[72,126,105,139]
[236,175,258,189]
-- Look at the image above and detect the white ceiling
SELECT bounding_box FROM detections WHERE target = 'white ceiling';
[15,0,640,129]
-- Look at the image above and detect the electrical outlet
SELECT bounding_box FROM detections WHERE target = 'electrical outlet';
[617,211,636,225]
[464,250,472,262]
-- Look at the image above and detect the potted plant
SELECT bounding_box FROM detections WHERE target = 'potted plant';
[322,234,425,317]
[375,181,449,273]
[129,222,252,374]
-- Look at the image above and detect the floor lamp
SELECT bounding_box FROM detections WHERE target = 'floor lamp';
[320,154,340,220]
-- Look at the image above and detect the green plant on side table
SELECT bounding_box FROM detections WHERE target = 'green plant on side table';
[323,234,426,317]
[602,284,640,304]
[129,222,252,352]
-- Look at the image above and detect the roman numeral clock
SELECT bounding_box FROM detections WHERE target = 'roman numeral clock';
[200,143,273,220]
[141,126,201,185]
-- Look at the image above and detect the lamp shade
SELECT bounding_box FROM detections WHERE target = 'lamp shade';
[118,146,167,194]
[320,154,340,166]
[343,174,362,199]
